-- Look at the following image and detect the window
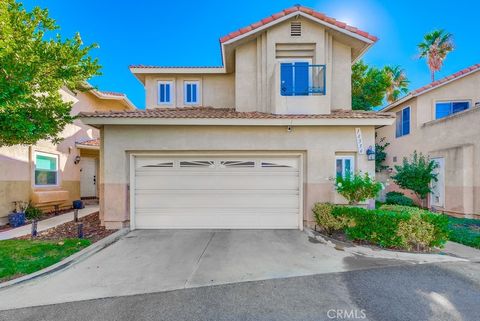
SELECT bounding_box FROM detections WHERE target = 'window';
[184,81,199,104]
[158,81,173,105]
[35,152,58,186]
[281,62,309,96]
[336,156,355,178]
[395,106,410,138]
[435,101,470,119]
[280,61,325,96]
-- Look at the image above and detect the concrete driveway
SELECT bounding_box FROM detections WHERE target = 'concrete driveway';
[0,229,405,310]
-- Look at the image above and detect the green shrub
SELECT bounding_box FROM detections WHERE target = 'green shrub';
[332,206,409,248]
[397,214,435,251]
[380,204,449,248]
[329,205,449,250]
[25,203,43,220]
[385,191,416,207]
[447,216,480,249]
[335,173,382,205]
[312,203,352,234]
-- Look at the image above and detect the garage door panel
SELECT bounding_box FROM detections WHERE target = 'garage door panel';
[135,214,299,229]
[135,173,299,190]
[133,156,301,229]
[135,192,299,208]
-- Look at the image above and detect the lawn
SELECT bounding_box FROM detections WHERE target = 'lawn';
[448,216,480,249]
[0,238,91,282]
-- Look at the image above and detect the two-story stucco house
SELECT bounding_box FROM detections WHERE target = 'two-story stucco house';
[377,63,480,218]
[0,85,135,225]
[80,6,395,230]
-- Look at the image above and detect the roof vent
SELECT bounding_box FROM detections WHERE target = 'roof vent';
[290,21,302,37]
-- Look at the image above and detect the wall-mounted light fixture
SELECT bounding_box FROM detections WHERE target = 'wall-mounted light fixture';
[366,146,375,161]
[74,155,81,165]
[287,125,292,132]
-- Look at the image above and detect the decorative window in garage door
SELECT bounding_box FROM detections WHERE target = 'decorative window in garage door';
[179,160,215,168]
[261,159,298,169]
[219,160,255,168]
[137,159,174,168]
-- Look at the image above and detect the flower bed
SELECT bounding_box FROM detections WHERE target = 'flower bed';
[313,203,449,252]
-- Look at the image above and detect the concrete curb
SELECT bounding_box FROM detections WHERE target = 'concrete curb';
[304,228,468,264]
[0,228,130,290]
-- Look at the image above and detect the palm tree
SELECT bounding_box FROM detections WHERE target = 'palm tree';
[384,65,409,103]
[418,30,454,82]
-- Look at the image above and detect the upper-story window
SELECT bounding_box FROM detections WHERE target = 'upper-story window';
[184,81,199,104]
[280,61,325,96]
[395,106,410,138]
[35,152,59,186]
[435,100,470,119]
[158,81,173,105]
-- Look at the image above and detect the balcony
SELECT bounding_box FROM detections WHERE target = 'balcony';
[274,62,329,115]
[280,63,326,96]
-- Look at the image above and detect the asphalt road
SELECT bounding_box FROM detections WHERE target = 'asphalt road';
[1,261,479,321]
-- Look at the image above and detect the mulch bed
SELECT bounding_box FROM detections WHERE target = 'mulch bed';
[0,208,74,232]
[16,212,116,243]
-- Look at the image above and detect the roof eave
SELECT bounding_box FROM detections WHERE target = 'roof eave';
[80,117,395,127]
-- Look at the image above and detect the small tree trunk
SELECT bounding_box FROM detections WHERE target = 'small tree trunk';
[431,70,435,82]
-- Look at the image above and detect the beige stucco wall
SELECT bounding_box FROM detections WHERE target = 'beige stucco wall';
[100,124,376,229]
[143,17,354,113]
[376,71,480,215]
[0,89,127,223]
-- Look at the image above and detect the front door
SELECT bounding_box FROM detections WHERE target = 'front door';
[80,158,97,198]
[430,157,445,208]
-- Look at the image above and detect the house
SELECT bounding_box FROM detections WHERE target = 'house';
[0,85,135,225]
[376,63,480,217]
[80,5,395,230]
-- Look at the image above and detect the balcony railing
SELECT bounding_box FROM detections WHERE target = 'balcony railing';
[280,63,326,96]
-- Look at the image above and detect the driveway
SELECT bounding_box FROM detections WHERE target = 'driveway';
[0,229,406,310]
[2,262,480,321]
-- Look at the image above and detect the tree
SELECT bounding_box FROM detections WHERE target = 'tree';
[384,65,409,103]
[375,134,390,172]
[352,60,389,110]
[0,0,101,146]
[391,151,438,207]
[418,29,454,82]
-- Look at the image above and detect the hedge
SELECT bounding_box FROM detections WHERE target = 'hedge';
[385,191,416,207]
[313,203,450,251]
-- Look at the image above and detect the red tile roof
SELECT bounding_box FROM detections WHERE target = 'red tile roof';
[79,107,394,120]
[411,63,480,96]
[76,138,100,146]
[219,5,378,44]
[129,65,224,69]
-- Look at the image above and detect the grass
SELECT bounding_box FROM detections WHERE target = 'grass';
[448,216,480,249]
[0,238,91,282]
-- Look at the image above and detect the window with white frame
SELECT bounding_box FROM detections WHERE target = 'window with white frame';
[395,106,410,138]
[184,81,199,104]
[336,156,355,178]
[158,81,173,105]
[435,100,470,119]
[35,152,58,186]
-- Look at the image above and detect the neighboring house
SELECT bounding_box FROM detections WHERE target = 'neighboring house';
[0,85,135,225]
[377,63,480,217]
[80,5,395,230]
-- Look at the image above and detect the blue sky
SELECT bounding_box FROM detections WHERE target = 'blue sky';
[24,0,480,109]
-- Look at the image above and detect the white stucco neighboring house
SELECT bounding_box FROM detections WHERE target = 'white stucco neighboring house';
[80,5,395,230]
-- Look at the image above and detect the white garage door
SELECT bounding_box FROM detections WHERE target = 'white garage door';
[132,156,301,229]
